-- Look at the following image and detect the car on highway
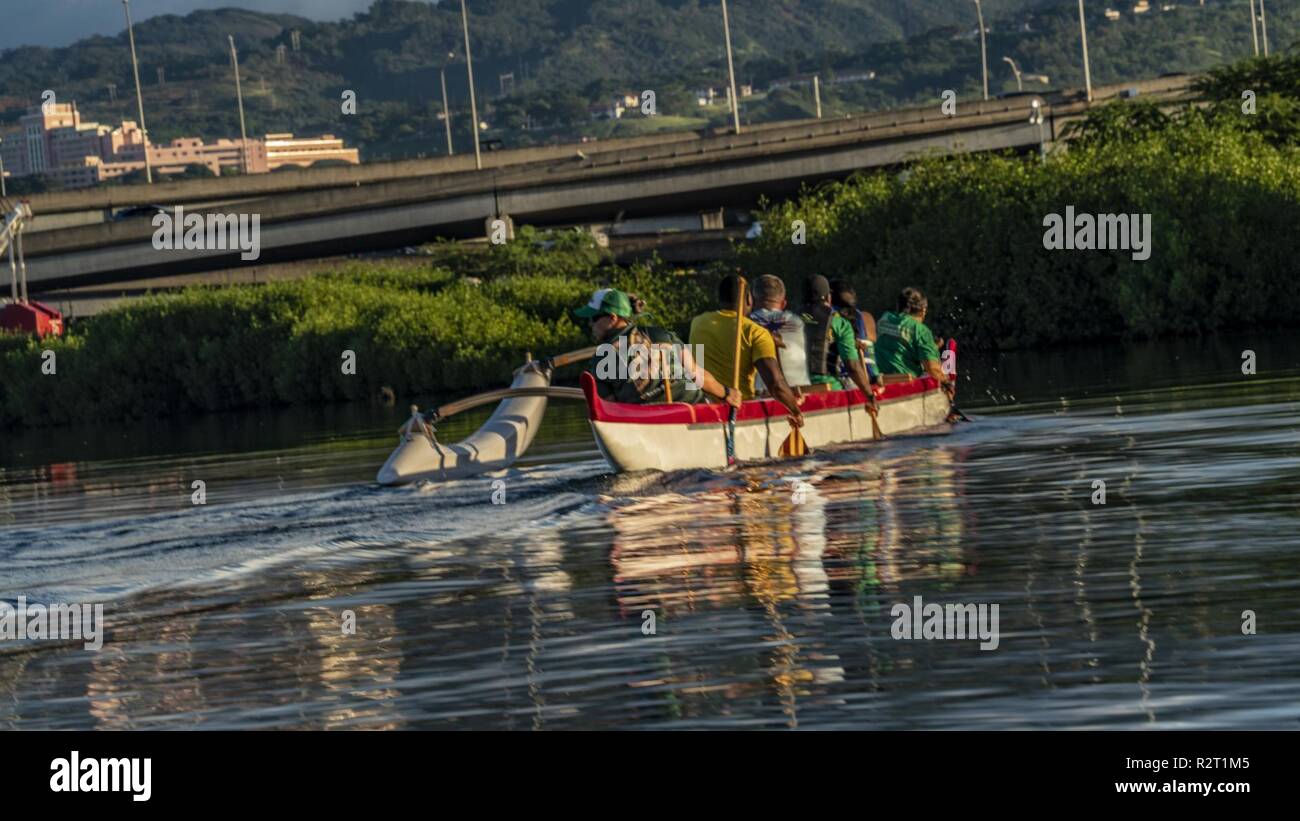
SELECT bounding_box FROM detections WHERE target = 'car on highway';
[111,204,173,221]
[995,91,1045,101]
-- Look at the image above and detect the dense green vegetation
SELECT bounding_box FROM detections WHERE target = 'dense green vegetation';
[2,0,1295,167]
[0,229,713,428]
[740,55,1300,348]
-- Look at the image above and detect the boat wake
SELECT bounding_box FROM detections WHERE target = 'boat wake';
[0,459,613,606]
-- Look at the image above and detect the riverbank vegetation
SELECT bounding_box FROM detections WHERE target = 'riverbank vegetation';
[740,55,1300,349]
[0,229,711,428]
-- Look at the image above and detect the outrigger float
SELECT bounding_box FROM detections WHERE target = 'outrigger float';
[377,348,955,484]
[376,358,576,486]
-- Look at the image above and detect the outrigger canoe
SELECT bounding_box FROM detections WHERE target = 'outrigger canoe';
[579,371,952,473]
[377,357,953,484]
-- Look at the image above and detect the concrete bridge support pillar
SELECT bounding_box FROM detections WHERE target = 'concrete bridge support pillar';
[700,208,725,230]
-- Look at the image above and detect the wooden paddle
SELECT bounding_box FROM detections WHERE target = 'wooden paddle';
[725,277,747,466]
[867,399,884,439]
[937,339,968,422]
[778,391,807,457]
[544,345,598,370]
[659,347,673,404]
[863,377,884,441]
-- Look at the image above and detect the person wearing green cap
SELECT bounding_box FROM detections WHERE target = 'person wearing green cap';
[576,288,740,408]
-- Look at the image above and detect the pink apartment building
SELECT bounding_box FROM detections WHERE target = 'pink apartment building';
[0,102,357,189]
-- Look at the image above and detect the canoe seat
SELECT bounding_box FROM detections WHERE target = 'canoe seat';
[880,374,916,385]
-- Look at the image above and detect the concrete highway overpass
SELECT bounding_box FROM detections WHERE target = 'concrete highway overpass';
[20,75,1197,294]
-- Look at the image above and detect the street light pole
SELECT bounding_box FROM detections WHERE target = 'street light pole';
[123,0,153,183]
[721,0,742,134]
[1259,0,1270,57]
[228,36,249,175]
[1249,0,1259,57]
[1003,56,1023,92]
[459,0,481,170]
[975,1,989,101]
[1031,98,1046,160]
[1077,0,1093,103]
[0,137,7,198]
[440,64,454,156]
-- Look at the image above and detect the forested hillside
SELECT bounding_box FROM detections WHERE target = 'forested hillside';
[0,0,1292,168]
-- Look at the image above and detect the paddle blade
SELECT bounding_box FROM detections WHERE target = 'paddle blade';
[725,406,738,466]
[779,425,807,458]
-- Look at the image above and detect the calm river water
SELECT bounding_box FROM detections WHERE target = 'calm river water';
[1,334,1298,729]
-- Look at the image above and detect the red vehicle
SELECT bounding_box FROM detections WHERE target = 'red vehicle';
[0,301,63,337]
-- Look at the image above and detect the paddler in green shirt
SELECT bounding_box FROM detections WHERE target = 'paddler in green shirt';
[875,286,955,399]
[800,275,873,397]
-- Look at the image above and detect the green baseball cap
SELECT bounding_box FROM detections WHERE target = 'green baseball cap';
[574,287,633,320]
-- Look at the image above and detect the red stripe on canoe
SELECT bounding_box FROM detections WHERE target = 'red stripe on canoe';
[580,371,940,425]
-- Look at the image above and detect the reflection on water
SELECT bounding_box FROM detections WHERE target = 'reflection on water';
[1,333,1299,729]
[606,448,970,728]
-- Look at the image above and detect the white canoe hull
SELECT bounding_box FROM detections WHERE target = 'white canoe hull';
[584,373,951,473]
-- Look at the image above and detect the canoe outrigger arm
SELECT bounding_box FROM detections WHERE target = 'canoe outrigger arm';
[423,386,586,426]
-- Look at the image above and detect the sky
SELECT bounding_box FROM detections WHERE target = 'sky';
[0,0,381,51]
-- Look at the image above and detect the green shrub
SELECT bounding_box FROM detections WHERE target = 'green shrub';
[740,113,1300,349]
[0,231,708,428]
